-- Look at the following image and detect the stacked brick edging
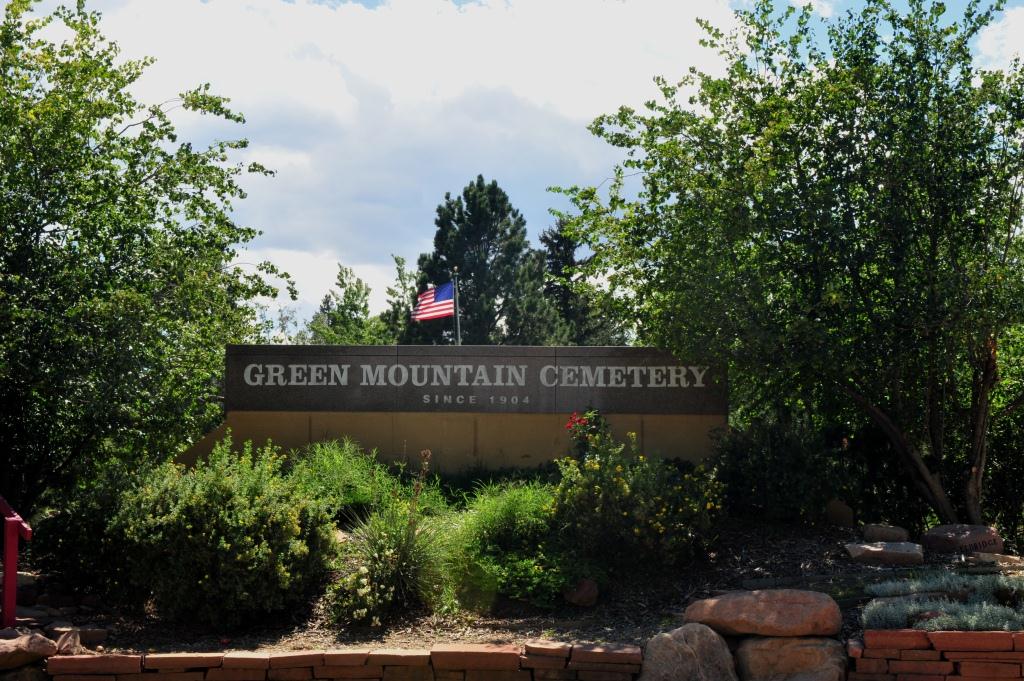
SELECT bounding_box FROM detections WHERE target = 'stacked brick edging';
[44,644,643,681]
[849,629,1024,680]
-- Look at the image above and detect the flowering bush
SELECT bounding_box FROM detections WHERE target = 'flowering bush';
[565,409,609,457]
[552,419,722,571]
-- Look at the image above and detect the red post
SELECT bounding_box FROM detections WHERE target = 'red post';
[0,497,32,628]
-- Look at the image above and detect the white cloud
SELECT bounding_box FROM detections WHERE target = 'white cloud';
[789,0,835,18]
[29,0,738,316]
[978,6,1024,71]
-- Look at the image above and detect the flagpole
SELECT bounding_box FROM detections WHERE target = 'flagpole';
[453,267,462,346]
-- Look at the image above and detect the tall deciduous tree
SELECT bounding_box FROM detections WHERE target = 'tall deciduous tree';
[0,1,291,510]
[302,265,390,345]
[560,0,1024,523]
[406,175,565,345]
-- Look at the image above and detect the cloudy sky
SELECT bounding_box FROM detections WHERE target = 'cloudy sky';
[22,0,1024,320]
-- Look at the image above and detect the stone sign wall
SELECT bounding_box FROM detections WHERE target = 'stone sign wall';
[181,345,728,471]
[226,345,726,414]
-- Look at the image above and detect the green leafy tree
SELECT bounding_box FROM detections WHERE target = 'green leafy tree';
[559,0,1024,523]
[540,220,625,345]
[302,265,391,345]
[380,255,416,342]
[0,1,291,510]
[405,175,565,345]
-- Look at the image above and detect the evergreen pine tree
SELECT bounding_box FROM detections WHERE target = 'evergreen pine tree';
[404,175,563,345]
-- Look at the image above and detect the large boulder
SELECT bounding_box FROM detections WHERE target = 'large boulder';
[845,541,924,566]
[922,524,1003,554]
[863,524,909,542]
[639,623,737,681]
[734,637,845,681]
[0,634,56,671]
[683,589,841,637]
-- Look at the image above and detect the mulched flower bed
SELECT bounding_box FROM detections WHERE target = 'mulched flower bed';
[27,521,959,653]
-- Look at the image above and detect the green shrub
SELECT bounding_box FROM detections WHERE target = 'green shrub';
[551,427,722,572]
[289,440,448,522]
[452,482,567,608]
[30,458,146,601]
[713,413,933,528]
[112,437,336,626]
[328,452,448,625]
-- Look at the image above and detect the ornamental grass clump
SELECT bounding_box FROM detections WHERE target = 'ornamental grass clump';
[551,411,722,572]
[328,450,450,625]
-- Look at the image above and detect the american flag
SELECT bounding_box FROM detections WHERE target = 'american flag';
[411,282,455,321]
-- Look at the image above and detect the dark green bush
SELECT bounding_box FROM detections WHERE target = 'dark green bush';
[30,458,147,602]
[551,427,721,573]
[453,482,567,609]
[112,437,336,626]
[713,413,932,528]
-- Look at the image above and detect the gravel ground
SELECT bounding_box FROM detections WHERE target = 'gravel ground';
[73,521,960,653]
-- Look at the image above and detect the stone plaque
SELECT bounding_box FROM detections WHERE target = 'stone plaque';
[225,345,727,415]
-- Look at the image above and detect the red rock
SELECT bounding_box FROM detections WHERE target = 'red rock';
[893,675,943,681]
[921,524,1004,554]
[223,653,271,670]
[566,663,640,673]
[381,668,432,681]
[863,648,900,659]
[563,579,598,608]
[570,645,641,666]
[314,667,383,679]
[520,656,566,670]
[945,651,1024,660]
[958,660,1022,677]
[927,630,1014,651]
[464,672,529,681]
[145,653,223,670]
[1015,632,1024,651]
[145,673,203,681]
[322,651,370,667]
[524,642,571,658]
[683,589,842,637]
[48,655,143,675]
[845,542,923,566]
[270,653,325,669]
[734,637,845,681]
[846,674,893,681]
[434,673,463,681]
[899,650,940,660]
[430,644,520,670]
[855,659,889,674]
[0,633,57,670]
[54,676,116,681]
[207,669,267,681]
[637,623,735,681]
[863,630,931,650]
[887,660,953,674]
[576,674,629,681]
[269,669,313,681]
[847,640,864,658]
[962,659,1019,675]
[532,672,576,681]
[367,651,430,667]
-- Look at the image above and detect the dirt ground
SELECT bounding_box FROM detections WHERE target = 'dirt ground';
[69,522,954,653]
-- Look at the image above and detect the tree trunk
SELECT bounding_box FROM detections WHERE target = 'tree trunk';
[964,336,998,525]
[842,384,959,523]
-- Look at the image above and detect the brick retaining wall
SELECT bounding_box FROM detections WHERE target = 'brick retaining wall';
[44,644,643,681]
[849,629,1024,680]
